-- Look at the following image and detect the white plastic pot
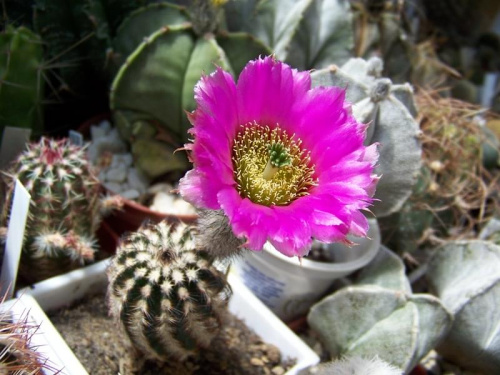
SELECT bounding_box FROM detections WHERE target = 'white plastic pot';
[233,218,381,321]
[0,294,88,375]
[19,259,319,375]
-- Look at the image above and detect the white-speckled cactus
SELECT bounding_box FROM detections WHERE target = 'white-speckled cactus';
[426,240,500,374]
[0,137,104,283]
[107,220,231,361]
[311,57,422,218]
[307,246,452,373]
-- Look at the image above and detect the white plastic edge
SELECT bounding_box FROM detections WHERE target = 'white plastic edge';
[0,294,88,375]
[228,271,320,374]
[16,260,320,374]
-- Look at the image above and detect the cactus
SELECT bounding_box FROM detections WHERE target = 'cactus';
[311,57,422,218]
[426,240,500,373]
[0,295,58,374]
[0,25,44,140]
[307,246,452,373]
[307,355,403,375]
[110,2,271,179]
[107,220,231,361]
[0,137,103,283]
[223,0,355,70]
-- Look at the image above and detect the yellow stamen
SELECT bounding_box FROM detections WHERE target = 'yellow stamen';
[232,122,317,206]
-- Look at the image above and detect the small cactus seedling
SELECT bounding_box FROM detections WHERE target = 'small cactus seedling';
[107,220,231,361]
[1,137,103,283]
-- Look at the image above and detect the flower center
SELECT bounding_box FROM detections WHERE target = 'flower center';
[232,122,317,206]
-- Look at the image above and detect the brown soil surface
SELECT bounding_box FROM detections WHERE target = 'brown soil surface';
[49,292,295,375]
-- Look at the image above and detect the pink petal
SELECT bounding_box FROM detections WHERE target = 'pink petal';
[236,56,311,128]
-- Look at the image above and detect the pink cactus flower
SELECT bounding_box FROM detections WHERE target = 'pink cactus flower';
[179,56,379,257]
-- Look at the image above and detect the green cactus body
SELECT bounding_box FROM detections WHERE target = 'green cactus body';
[223,0,354,70]
[1,137,102,283]
[0,25,44,138]
[107,220,231,361]
[308,246,453,372]
[426,240,500,373]
[110,2,271,180]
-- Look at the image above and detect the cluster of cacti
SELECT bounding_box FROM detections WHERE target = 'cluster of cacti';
[223,0,355,70]
[0,25,44,141]
[107,220,231,360]
[426,240,500,373]
[110,1,271,179]
[311,57,422,218]
[307,246,453,374]
[0,137,103,283]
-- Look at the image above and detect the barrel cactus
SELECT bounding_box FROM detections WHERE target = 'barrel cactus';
[307,246,452,373]
[311,57,422,218]
[0,137,103,283]
[110,1,271,180]
[426,240,500,374]
[0,25,44,140]
[107,220,231,361]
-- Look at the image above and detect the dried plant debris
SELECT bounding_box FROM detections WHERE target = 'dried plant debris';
[380,89,499,254]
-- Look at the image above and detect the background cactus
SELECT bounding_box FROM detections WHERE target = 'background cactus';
[311,57,422,218]
[307,246,452,373]
[426,240,500,374]
[223,0,355,70]
[0,25,44,141]
[306,355,403,375]
[107,220,231,361]
[0,137,103,284]
[110,1,271,180]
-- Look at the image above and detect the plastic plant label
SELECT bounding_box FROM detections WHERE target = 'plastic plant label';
[0,127,31,169]
[69,130,84,146]
[0,180,31,299]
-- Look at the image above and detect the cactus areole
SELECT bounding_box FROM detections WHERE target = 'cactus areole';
[179,57,380,257]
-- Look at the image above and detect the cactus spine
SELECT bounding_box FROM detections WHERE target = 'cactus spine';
[107,220,231,361]
[1,137,102,283]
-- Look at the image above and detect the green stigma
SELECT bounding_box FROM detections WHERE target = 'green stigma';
[262,142,291,180]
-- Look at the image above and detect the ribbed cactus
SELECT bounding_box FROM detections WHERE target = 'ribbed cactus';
[1,137,102,283]
[426,240,500,374]
[107,220,231,361]
[307,247,452,373]
[110,1,271,179]
[0,25,44,140]
[311,57,422,218]
[223,0,355,70]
